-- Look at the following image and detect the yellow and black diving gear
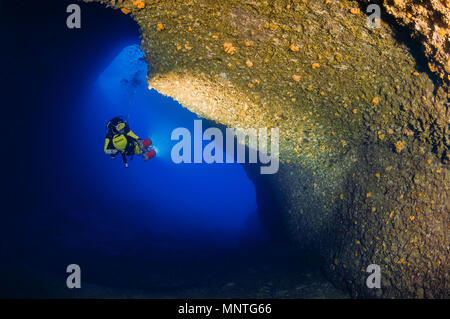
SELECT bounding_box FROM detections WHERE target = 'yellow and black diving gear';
[104,117,156,167]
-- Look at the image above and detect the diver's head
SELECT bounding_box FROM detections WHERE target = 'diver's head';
[107,117,127,134]
[115,122,126,134]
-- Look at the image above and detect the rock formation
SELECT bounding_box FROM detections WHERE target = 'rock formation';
[84,0,449,298]
[360,0,450,87]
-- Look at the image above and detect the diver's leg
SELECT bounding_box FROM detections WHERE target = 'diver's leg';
[121,152,128,168]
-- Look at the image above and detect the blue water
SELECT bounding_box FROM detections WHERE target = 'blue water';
[52,44,267,260]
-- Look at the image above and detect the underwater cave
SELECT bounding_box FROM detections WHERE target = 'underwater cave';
[2,0,448,299]
[1,0,348,298]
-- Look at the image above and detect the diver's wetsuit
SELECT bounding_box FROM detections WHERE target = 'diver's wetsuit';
[104,118,141,166]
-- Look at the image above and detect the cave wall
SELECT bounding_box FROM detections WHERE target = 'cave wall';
[85,0,449,298]
[359,0,450,87]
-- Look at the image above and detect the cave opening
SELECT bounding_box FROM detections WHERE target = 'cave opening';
[80,42,272,253]
[62,42,299,294]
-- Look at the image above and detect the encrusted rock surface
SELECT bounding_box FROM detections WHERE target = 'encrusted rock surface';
[84,0,449,298]
[360,0,450,87]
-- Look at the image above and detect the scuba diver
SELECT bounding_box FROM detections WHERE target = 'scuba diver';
[104,117,156,168]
